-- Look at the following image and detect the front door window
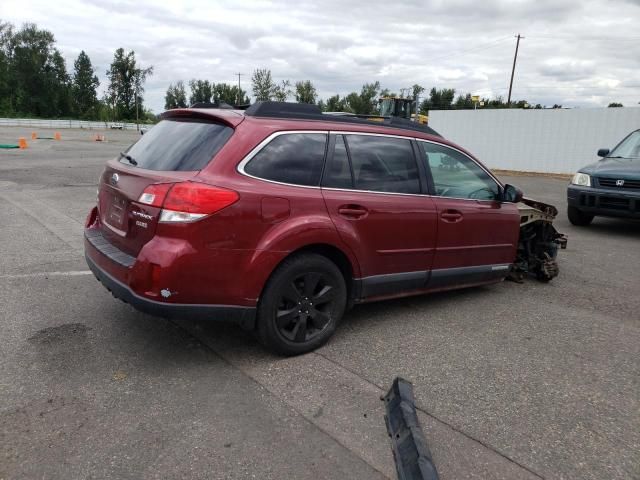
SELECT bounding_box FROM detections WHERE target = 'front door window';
[421,142,499,201]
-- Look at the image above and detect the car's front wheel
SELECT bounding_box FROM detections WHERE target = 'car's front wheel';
[257,254,347,356]
[567,206,594,226]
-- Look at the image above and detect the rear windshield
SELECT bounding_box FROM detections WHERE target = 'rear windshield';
[121,118,233,171]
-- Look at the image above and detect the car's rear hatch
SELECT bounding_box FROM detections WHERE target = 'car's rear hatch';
[97,114,236,257]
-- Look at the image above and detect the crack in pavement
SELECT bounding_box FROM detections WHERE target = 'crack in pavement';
[313,350,547,480]
[165,318,392,480]
[0,270,92,280]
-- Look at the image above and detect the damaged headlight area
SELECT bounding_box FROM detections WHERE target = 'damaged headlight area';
[511,198,568,283]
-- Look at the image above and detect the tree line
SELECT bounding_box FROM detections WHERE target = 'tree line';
[0,20,154,122]
[167,69,552,116]
[170,69,629,115]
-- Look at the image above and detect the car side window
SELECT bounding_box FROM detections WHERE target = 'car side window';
[420,141,499,200]
[322,135,353,188]
[244,133,327,186]
[345,135,420,194]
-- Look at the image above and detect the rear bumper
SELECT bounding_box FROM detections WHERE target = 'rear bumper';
[85,245,256,330]
[567,186,640,219]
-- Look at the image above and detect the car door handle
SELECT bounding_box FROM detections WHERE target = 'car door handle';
[338,205,368,219]
[440,210,463,223]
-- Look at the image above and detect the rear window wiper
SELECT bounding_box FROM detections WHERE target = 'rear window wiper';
[119,152,138,166]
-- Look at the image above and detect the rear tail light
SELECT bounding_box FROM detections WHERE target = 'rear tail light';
[138,183,173,208]
[137,182,239,223]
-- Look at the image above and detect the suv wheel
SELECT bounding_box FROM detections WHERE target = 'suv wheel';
[257,254,347,356]
[567,206,594,226]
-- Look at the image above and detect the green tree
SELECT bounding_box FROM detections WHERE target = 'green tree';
[345,82,380,114]
[420,87,456,113]
[484,96,508,108]
[189,79,213,104]
[252,68,275,101]
[164,81,187,109]
[411,84,425,101]
[454,93,475,109]
[325,94,348,112]
[295,80,317,104]
[608,102,623,107]
[0,21,14,114]
[7,23,72,117]
[71,50,99,118]
[272,79,291,102]
[106,48,153,120]
[212,83,249,105]
[49,49,71,116]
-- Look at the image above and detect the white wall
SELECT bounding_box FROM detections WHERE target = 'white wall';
[429,108,640,174]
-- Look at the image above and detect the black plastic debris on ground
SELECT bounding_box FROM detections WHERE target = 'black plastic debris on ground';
[383,377,439,480]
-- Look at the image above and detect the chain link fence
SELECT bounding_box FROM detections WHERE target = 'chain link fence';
[0,118,140,130]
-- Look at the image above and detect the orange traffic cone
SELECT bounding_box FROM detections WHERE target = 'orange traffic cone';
[54,132,61,140]
[18,137,28,149]
[31,132,37,140]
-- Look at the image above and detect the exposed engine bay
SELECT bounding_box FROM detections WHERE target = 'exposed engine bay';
[511,198,568,282]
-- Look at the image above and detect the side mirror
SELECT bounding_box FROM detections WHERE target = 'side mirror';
[502,184,523,203]
[597,148,609,157]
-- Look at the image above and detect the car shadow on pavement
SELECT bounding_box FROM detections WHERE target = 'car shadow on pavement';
[170,283,499,360]
[585,217,640,236]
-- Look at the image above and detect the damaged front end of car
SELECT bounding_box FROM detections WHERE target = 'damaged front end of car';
[510,198,568,282]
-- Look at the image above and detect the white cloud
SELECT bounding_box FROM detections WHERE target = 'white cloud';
[1,0,639,111]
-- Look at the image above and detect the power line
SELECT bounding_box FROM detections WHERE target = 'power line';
[421,35,513,64]
[526,34,640,41]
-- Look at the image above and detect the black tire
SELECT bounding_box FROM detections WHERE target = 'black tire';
[567,206,594,226]
[256,254,347,356]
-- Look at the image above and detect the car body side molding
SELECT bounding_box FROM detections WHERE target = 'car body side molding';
[355,263,511,300]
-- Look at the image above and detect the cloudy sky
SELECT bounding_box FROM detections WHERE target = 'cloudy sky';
[2,0,639,112]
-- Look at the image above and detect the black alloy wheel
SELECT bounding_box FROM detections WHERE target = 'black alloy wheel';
[257,254,347,356]
[275,272,337,342]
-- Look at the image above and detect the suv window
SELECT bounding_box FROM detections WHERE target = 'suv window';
[345,135,420,194]
[244,133,327,186]
[122,118,233,171]
[420,141,499,200]
[322,135,353,188]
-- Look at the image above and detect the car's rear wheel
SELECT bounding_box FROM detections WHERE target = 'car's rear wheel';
[567,206,594,226]
[257,254,347,356]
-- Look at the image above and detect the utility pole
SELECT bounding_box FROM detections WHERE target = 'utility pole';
[507,34,524,106]
[236,73,243,106]
[135,84,139,131]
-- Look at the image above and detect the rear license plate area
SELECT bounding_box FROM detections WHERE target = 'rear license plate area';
[106,194,127,230]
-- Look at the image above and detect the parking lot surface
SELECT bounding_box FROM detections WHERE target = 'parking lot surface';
[1,127,638,479]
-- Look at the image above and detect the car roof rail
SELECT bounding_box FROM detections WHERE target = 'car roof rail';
[190,101,235,109]
[244,101,441,137]
[244,101,322,117]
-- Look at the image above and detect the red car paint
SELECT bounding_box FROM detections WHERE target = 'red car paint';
[84,107,520,326]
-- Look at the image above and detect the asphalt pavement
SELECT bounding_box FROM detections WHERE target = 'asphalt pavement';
[1,126,638,479]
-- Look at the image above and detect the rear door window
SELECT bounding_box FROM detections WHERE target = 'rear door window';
[345,135,420,194]
[122,118,233,171]
[244,133,327,186]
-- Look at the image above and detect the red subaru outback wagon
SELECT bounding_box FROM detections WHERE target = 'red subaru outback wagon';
[85,102,523,355]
